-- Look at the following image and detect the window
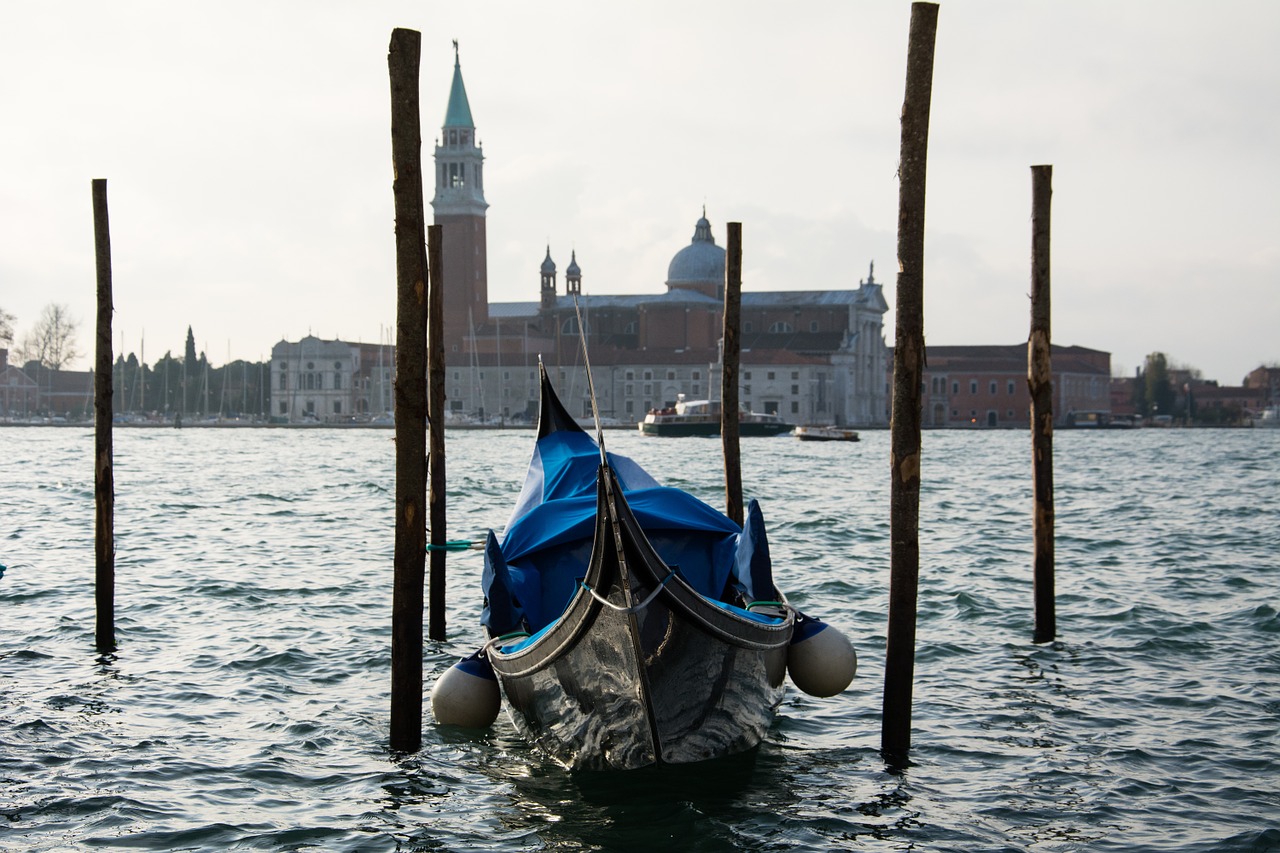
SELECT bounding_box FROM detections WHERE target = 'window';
[792,372,800,380]
[307,362,314,370]
[692,370,701,380]
[625,400,634,414]
[791,401,800,414]
[625,370,635,381]
[744,371,752,380]
[333,401,342,414]
[691,384,700,395]
[625,383,634,396]
[970,380,978,394]
[1009,381,1016,395]
[279,373,288,391]
[561,317,579,335]
[768,321,793,333]
[743,321,753,333]
[644,383,652,395]
[279,401,288,415]
[334,361,342,370]
[791,385,799,395]
[990,381,998,394]
[667,370,676,381]
[810,321,819,332]
[643,370,652,380]
[767,372,776,381]
[744,385,751,395]
[334,372,342,390]
[952,381,959,394]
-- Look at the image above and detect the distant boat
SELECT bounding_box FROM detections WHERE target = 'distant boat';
[1063,410,1140,429]
[1257,406,1280,429]
[639,394,791,437]
[793,425,860,442]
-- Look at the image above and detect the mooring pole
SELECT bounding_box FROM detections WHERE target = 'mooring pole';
[91,178,116,655]
[1029,164,1056,644]
[427,223,447,642]
[722,221,744,527]
[388,26,428,753]
[882,1,939,758]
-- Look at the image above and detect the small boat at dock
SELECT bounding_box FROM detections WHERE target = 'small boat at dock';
[793,425,860,442]
[638,394,791,437]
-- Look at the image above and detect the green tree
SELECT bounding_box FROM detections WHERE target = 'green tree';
[183,326,198,414]
[1142,352,1176,418]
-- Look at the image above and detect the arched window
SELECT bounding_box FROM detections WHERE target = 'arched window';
[768,321,794,334]
[561,316,579,335]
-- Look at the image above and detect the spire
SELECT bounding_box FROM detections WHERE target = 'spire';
[566,250,581,295]
[444,40,474,129]
[540,246,557,311]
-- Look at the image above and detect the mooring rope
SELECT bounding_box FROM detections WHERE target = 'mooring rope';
[578,568,677,614]
[425,539,485,552]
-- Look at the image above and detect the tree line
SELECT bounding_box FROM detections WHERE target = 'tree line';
[2,303,272,420]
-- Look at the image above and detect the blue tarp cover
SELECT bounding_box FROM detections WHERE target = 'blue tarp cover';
[483,430,772,634]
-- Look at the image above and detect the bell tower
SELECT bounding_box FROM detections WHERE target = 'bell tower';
[540,247,557,312]
[566,251,582,296]
[431,41,489,354]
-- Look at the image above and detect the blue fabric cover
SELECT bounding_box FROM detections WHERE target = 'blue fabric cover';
[735,499,776,603]
[482,429,773,633]
[481,530,525,636]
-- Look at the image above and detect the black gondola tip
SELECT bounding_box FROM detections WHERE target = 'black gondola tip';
[536,360,588,440]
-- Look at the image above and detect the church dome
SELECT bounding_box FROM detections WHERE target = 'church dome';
[665,213,724,292]
[566,250,581,277]
[540,246,556,275]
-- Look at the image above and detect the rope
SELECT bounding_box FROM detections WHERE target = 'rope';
[579,569,676,614]
[425,539,484,552]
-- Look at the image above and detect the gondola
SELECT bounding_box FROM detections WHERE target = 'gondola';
[432,363,856,771]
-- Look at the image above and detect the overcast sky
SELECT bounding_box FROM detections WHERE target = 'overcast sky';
[2,1,1277,383]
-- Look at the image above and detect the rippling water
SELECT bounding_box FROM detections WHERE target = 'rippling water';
[2,426,1278,851]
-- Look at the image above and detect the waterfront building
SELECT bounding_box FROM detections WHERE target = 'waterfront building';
[0,348,93,420]
[268,336,395,423]
[905,344,1112,427]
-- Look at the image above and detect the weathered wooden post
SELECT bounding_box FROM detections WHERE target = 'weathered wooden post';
[427,223,447,642]
[722,221,744,527]
[1029,164,1055,644]
[388,27,429,753]
[92,178,116,655]
[882,1,939,758]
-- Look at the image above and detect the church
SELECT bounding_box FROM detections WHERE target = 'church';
[432,48,889,428]
[272,47,889,427]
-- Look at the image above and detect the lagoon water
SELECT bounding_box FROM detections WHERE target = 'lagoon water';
[1,425,1278,851]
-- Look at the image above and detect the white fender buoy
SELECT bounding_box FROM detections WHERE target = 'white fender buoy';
[787,615,857,698]
[430,651,501,728]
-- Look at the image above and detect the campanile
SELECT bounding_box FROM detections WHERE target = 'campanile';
[431,42,489,355]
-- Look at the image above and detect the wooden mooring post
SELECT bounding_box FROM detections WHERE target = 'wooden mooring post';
[1029,164,1055,644]
[92,178,116,655]
[388,26,428,753]
[427,223,447,642]
[722,222,744,527]
[882,0,939,758]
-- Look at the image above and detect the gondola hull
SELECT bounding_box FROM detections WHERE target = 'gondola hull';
[488,469,792,771]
